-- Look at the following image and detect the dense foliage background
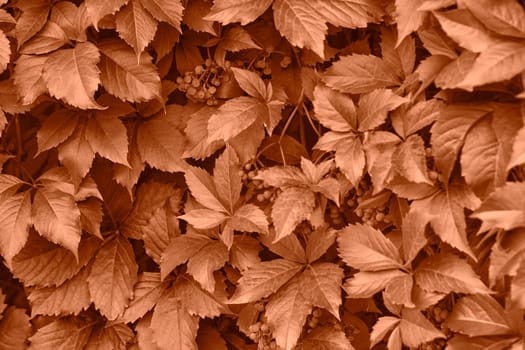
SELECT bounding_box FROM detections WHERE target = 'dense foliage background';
[0,0,525,349]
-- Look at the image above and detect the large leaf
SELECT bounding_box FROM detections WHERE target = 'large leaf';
[0,190,31,265]
[337,223,403,271]
[297,326,354,350]
[461,0,525,38]
[141,0,183,31]
[205,0,272,25]
[399,308,445,348]
[301,263,343,319]
[120,272,168,323]
[13,54,48,105]
[115,0,157,58]
[14,0,51,48]
[43,42,104,110]
[445,295,514,337]
[0,307,32,350]
[357,89,407,132]
[228,259,303,304]
[31,187,82,257]
[85,0,128,29]
[313,84,356,132]
[414,253,491,294]
[98,39,162,103]
[343,269,407,298]
[28,319,93,350]
[87,234,138,320]
[213,145,242,213]
[271,187,316,241]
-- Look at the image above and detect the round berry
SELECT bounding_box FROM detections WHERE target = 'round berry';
[257,194,265,202]
[263,67,272,75]
[249,323,261,333]
[205,58,213,67]
[184,75,192,83]
[194,65,204,75]
[176,76,184,84]
[187,87,197,96]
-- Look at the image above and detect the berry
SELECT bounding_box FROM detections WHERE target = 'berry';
[255,59,266,69]
[249,323,261,333]
[263,66,272,75]
[257,194,265,202]
[429,170,439,181]
[205,58,213,67]
[194,65,204,75]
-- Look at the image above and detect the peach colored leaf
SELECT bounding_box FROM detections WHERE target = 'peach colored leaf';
[266,275,312,350]
[172,276,230,318]
[50,1,90,42]
[230,235,261,271]
[370,316,400,348]
[14,0,51,48]
[183,0,216,34]
[98,39,162,103]
[215,26,261,64]
[357,89,407,132]
[0,307,32,350]
[28,318,93,350]
[343,270,407,298]
[271,187,316,241]
[179,208,228,230]
[0,30,9,74]
[205,0,272,25]
[184,165,227,213]
[36,108,81,155]
[43,42,104,110]
[395,0,428,45]
[301,263,343,319]
[323,54,400,94]
[85,0,128,29]
[11,234,100,287]
[20,21,69,55]
[31,187,82,257]
[84,323,134,350]
[28,266,91,317]
[213,145,242,213]
[390,99,441,139]
[85,111,129,166]
[399,308,445,348]
[150,295,199,350]
[229,259,304,304]
[415,253,491,294]
[313,84,357,132]
[136,116,186,173]
[231,67,267,99]
[13,54,47,105]
[254,165,308,188]
[461,0,525,38]
[297,326,355,350]
[0,190,31,266]
[88,234,138,320]
[119,272,168,323]
[141,0,183,31]
[115,0,158,58]
[337,223,403,271]
[229,203,269,234]
[183,107,225,160]
[392,134,432,185]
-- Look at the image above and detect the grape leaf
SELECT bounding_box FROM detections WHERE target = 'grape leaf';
[230,235,261,271]
[357,89,407,132]
[460,0,525,38]
[136,115,186,173]
[88,234,138,320]
[0,307,32,350]
[227,203,269,235]
[43,42,104,110]
[14,0,51,48]
[475,182,525,235]
[28,266,91,317]
[215,26,261,65]
[115,0,158,59]
[395,0,428,45]
[343,270,407,298]
[392,134,432,185]
[172,275,230,318]
[120,272,168,323]
[183,107,225,160]
[228,259,303,304]
[445,295,514,337]
[58,121,96,187]
[213,144,242,213]
[50,1,90,42]
[20,21,69,55]
[85,0,128,29]
[370,316,400,348]
[301,263,343,319]
[415,253,491,294]
[150,294,199,350]
[32,187,82,257]
[28,318,93,350]
[0,189,31,266]
[271,187,316,241]
[183,0,216,34]
[205,0,272,25]
[322,54,400,94]
[297,326,355,350]
[399,308,445,348]
[36,108,81,155]
[337,223,403,271]
[141,0,183,31]
[85,322,134,350]
[313,84,357,132]
[265,275,312,350]
[11,234,100,287]
[98,39,162,103]
[141,204,180,263]
[13,54,48,105]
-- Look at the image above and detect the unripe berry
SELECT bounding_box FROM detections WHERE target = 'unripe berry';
[184,75,192,83]
[194,65,204,75]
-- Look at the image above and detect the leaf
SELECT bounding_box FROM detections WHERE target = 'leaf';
[14,0,51,48]
[301,263,343,319]
[184,165,227,213]
[183,0,216,34]
[265,275,312,350]
[183,107,225,159]
[313,84,356,132]
[415,253,491,294]
[395,0,427,45]
[461,0,525,38]
[20,21,69,55]
[297,326,355,350]
[28,266,91,317]
[230,235,261,271]
[11,234,100,287]
[445,295,514,336]
[271,187,316,241]
[172,276,229,318]
[120,272,168,323]
[115,0,158,58]
[87,234,138,320]
[401,210,428,264]
[399,308,445,348]
[357,89,407,131]
[98,39,162,103]
[343,269,407,298]
[43,42,104,110]
[0,307,32,350]
[150,295,199,350]
[430,104,491,183]
[50,1,90,42]
[141,0,183,31]
[0,30,9,74]
[215,26,261,64]
[305,226,336,263]
[0,190,31,266]
[136,116,186,173]
[213,145,242,213]
[36,108,81,154]
[13,54,48,105]
[85,0,128,29]
[141,205,180,263]
[322,55,400,94]
[28,318,93,350]
[255,165,308,188]
[337,223,403,271]
[231,67,267,99]
[229,203,269,234]
[458,41,525,90]
[205,0,272,25]
[32,187,82,256]
[370,316,400,348]
[392,134,432,185]
[229,259,303,304]
[85,323,134,350]
[207,96,264,142]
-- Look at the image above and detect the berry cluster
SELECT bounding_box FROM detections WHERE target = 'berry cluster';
[248,321,280,350]
[239,162,278,204]
[306,308,323,330]
[425,147,443,183]
[175,58,227,105]
[344,180,391,228]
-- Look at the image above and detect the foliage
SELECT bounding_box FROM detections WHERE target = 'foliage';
[0,0,524,349]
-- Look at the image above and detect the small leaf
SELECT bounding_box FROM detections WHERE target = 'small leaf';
[461,0,525,38]
[231,67,267,99]
[172,276,229,318]
[120,272,168,323]
[37,108,81,155]
[297,326,355,350]
[213,145,242,213]
[115,0,158,58]
[392,134,432,185]
[13,54,48,105]
[205,0,272,25]
[28,318,93,350]
[0,190,32,266]
[399,308,445,348]
[20,21,69,55]
[271,187,316,241]
[88,234,138,320]
[14,0,51,48]
[85,0,128,29]
[344,270,407,298]
[395,0,428,45]
[230,203,269,234]
[141,0,183,31]
[301,263,343,319]
[184,165,227,213]
[313,84,356,132]
[0,307,32,350]
[357,89,407,132]
[370,316,400,348]
[58,121,96,187]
